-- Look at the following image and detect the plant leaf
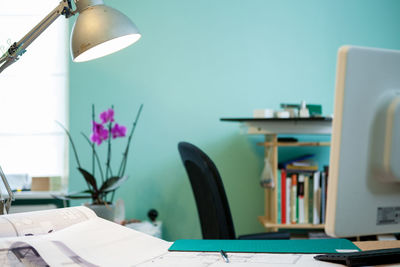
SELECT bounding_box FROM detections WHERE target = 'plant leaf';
[65,189,94,195]
[99,175,128,193]
[56,121,81,168]
[78,168,98,192]
[57,195,92,200]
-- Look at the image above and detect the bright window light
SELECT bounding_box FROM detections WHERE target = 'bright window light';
[0,0,68,187]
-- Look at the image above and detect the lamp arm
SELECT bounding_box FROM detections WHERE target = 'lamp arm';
[0,166,13,214]
[0,0,75,74]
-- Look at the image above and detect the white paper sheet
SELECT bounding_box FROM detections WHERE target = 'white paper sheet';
[136,251,343,267]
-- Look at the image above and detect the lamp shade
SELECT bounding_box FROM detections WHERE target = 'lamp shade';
[70,3,141,62]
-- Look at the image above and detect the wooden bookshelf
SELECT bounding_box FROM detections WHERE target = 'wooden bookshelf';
[220,118,332,233]
[259,136,329,232]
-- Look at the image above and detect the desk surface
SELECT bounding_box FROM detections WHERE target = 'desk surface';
[163,240,400,266]
[221,117,332,135]
[355,240,400,251]
[221,117,333,122]
[13,191,66,199]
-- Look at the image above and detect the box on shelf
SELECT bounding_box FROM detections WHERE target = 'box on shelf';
[31,176,62,191]
[253,109,274,118]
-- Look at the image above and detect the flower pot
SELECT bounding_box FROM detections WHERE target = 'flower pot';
[85,203,115,221]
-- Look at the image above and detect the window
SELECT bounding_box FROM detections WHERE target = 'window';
[0,0,68,189]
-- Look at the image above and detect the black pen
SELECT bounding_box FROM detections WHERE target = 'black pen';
[220,249,229,263]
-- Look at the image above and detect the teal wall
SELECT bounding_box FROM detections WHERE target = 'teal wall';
[69,0,400,241]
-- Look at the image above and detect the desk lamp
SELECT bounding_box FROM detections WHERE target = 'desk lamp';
[0,166,13,215]
[0,0,141,214]
[0,0,141,73]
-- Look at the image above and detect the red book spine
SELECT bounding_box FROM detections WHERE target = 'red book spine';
[281,169,287,224]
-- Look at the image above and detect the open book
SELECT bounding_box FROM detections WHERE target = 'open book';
[0,207,171,266]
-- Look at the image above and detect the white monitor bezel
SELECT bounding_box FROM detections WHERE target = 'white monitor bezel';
[326,46,400,237]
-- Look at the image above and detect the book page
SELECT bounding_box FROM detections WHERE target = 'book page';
[0,217,171,266]
[0,206,96,238]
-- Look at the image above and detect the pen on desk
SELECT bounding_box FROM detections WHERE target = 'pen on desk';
[220,250,229,263]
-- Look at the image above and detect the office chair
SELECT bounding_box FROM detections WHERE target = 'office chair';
[178,141,290,240]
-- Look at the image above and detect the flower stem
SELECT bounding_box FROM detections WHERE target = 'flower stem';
[92,104,95,179]
[82,133,105,183]
[118,104,143,177]
[110,190,116,203]
[105,105,114,179]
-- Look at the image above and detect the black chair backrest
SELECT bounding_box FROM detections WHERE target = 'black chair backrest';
[178,142,236,239]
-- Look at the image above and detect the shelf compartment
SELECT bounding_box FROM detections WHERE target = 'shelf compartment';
[258,216,325,230]
[258,142,331,147]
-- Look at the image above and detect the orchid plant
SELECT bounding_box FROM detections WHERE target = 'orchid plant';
[59,104,143,205]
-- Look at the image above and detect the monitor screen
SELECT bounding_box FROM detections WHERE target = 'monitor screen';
[325,46,400,237]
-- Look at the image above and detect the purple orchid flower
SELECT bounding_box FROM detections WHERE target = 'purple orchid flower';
[100,108,114,124]
[111,123,127,139]
[91,121,109,145]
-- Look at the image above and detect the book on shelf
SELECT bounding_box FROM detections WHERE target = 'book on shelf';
[297,174,305,224]
[0,207,170,266]
[278,154,315,168]
[304,175,310,224]
[321,170,327,224]
[275,166,329,226]
[280,154,319,173]
[277,170,282,224]
[290,174,297,224]
[313,171,321,224]
[286,164,319,172]
[280,170,287,224]
[285,174,291,225]
[307,174,314,224]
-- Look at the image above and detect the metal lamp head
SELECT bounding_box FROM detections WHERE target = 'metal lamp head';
[71,0,141,62]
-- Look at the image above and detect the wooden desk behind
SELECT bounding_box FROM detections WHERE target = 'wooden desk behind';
[355,240,400,251]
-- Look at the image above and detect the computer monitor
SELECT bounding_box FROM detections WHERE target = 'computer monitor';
[325,46,400,237]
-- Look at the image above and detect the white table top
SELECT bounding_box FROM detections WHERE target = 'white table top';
[221,117,332,135]
[12,191,67,199]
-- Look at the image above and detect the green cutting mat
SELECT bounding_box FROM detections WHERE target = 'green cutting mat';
[169,239,360,254]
